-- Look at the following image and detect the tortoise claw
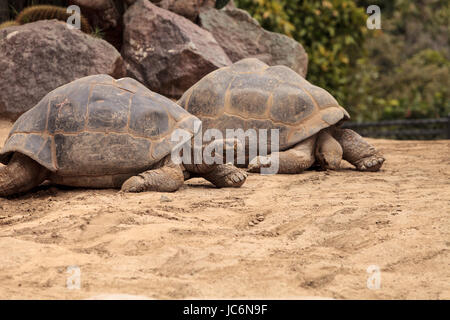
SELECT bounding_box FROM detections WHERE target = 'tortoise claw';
[356,155,385,172]
[121,176,145,193]
[227,169,247,186]
[202,164,247,188]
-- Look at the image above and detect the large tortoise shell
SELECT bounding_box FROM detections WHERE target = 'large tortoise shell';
[0,75,199,176]
[178,58,350,150]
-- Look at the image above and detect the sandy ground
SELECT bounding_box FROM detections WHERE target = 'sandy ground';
[0,118,449,300]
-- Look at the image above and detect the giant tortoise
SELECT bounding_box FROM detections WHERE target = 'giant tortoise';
[178,58,385,174]
[0,74,247,197]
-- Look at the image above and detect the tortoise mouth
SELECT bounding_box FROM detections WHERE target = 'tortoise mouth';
[335,119,346,127]
[0,152,13,165]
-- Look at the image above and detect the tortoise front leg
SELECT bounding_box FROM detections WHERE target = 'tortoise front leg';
[202,164,247,188]
[182,138,242,175]
[248,135,317,174]
[332,128,385,171]
[184,138,247,188]
[121,160,184,193]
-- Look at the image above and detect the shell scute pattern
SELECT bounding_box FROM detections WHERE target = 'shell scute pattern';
[0,75,200,175]
[179,58,350,150]
[86,84,132,133]
[270,84,315,124]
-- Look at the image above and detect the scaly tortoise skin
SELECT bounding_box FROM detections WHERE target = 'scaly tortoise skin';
[179,58,385,173]
[0,75,247,196]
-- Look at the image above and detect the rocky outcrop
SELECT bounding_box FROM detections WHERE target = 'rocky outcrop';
[0,20,126,120]
[149,0,235,21]
[122,0,231,98]
[199,8,308,77]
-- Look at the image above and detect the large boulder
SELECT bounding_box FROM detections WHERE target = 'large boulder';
[149,0,235,21]
[122,0,231,98]
[0,20,126,120]
[199,8,308,77]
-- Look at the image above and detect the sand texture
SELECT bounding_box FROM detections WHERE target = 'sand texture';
[0,119,449,299]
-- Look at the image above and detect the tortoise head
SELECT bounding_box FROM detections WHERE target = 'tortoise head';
[315,128,343,170]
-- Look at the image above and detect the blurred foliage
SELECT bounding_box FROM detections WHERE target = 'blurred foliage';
[352,0,450,120]
[215,0,232,9]
[236,0,450,121]
[235,0,367,107]
[91,26,105,39]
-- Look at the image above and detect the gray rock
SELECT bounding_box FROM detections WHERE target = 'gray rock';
[199,8,308,77]
[0,20,126,120]
[122,0,231,98]
[149,0,235,21]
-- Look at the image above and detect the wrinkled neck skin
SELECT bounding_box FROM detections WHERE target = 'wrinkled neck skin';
[170,138,216,175]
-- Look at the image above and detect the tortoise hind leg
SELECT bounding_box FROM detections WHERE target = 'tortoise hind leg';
[202,164,247,188]
[0,153,49,197]
[248,135,317,174]
[333,128,385,171]
[121,160,184,193]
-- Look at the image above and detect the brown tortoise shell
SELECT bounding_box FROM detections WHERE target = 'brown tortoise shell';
[0,75,199,176]
[178,58,350,151]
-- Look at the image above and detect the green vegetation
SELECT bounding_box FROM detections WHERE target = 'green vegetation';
[0,20,19,29]
[1,0,448,121]
[1,1,102,37]
[91,26,105,39]
[235,0,450,121]
[215,0,232,9]
[15,4,92,33]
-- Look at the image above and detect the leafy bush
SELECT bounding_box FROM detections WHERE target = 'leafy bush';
[351,0,450,120]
